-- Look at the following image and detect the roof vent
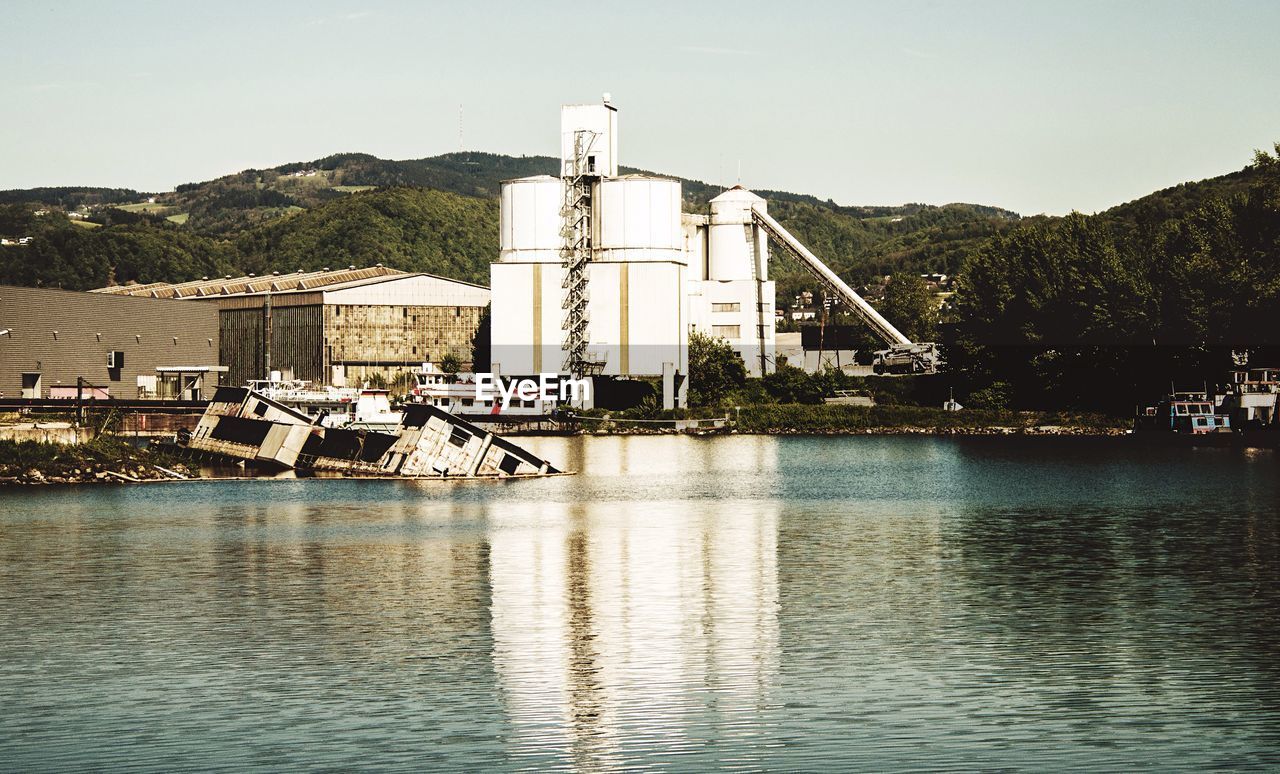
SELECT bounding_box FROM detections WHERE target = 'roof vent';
[348,265,355,270]
[272,271,279,276]
[376,262,383,268]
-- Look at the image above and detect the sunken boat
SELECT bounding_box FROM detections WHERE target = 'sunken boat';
[180,386,560,477]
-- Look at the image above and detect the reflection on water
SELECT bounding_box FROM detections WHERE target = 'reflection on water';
[1,436,1279,770]
[489,498,778,770]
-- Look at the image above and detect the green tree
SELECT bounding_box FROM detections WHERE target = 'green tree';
[688,330,747,407]
[761,363,824,404]
[878,273,938,342]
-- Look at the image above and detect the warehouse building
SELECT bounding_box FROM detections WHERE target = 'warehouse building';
[93,266,490,388]
[0,284,223,399]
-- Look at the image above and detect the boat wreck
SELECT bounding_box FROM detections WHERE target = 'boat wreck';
[181,387,560,477]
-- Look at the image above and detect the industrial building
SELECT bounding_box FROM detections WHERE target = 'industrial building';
[94,267,490,389]
[0,284,223,400]
[489,97,937,408]
[490,99,777,407]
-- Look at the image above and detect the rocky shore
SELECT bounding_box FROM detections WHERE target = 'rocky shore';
[0,437,200,486]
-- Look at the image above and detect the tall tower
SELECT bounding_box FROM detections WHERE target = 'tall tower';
[559,97,617,377]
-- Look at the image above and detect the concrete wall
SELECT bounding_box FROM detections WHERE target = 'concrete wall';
[0,285,221,399]
[490,261,687,378]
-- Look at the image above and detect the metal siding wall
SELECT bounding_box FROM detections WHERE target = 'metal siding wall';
[0,285,221,399]
[271,305,323,383]
[219,304,323,385]
[220,308,262,389]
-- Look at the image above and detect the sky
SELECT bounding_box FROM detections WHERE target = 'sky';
[3,0,1279,215]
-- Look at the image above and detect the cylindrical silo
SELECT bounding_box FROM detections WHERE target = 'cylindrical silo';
[707,187,767,280]
[593,176,683,262]
[500,176,563,263]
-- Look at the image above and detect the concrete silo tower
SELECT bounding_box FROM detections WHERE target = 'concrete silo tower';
[489,97,690,408]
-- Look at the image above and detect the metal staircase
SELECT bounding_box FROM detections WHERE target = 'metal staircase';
[560,130,601,377]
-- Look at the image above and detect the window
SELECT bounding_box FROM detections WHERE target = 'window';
[449,427,470,448]
[758,325,770,337]
[412,346,417,355]
[711,302,740,313]
[335,307,341,317]
[711,325,740,339]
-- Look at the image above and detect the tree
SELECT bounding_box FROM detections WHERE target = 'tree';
[878,273,938,342]
[440,353,462,374]
[688,330,747,407]
[761,363,824,404]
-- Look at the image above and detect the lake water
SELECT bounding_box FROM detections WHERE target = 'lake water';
[2,436,1279,771]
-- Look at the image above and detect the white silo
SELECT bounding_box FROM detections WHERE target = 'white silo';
[594,176,683,263]
[700,187,775,377]
[500,175,562,263]
[707,187,768,281]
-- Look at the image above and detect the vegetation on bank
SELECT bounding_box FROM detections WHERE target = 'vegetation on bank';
[0,436,197,485]
[571,403,1126,435]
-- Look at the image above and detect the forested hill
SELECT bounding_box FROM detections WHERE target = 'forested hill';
[0,146,1270,305]
[0,151,1020,294]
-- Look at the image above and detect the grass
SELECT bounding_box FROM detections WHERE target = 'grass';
[732,404,1129,434]
[573,403,1130,434]
[114,202,171,214]
[331,185,376,193]
[71,219,102,229]
[165,212,189,224]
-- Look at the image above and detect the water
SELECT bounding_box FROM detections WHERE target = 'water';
[2,436,1279,771]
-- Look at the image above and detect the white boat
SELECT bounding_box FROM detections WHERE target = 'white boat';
[408,362,557,416]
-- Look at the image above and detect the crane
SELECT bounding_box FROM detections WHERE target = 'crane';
[750,206,941,375]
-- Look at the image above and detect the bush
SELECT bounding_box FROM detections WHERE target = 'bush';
[966,381,1013,409]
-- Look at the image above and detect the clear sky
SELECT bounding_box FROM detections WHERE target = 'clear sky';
[4,0,1278,215]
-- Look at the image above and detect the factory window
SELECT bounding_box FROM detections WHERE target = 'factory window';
[711,325,740,339]
[758,325,770,338]
[455,306,461,317]
[711,302,741,313]
[412,346,418,355]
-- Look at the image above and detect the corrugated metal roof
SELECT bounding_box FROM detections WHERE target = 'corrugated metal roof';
[90,266,413,299]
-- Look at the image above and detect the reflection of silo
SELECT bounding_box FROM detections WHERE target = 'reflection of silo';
[593,176,683,263]
[708,187,768,281]
[500,175,562,263]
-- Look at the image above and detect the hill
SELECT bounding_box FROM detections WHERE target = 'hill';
[0,152,1023,295]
